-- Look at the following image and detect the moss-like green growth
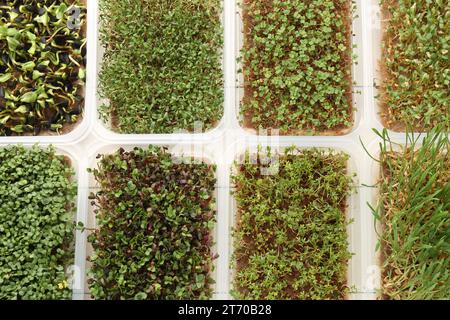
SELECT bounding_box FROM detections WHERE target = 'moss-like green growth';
[374,128,449,299]
[240,0,354,135]
[88,146,217,299]
[0,0,86,136]
[380,0,449,131]
[98,0,223,134]
[232,147,353,299]
[0,145,77,299]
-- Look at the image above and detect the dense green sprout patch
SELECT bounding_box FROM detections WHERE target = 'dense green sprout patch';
[88,146,217,300]
[240,0,354,135]
[380,0,450,131]
[0,0,86,136]
[98,0,223,134]
[232,147,352,299]
[374,128,449,299]
[0,145,77,299]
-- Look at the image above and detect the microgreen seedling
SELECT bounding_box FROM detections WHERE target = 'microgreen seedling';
[87,146,217,300]
[369,127,449,299]
[0,0,87,136]
[240,0,354,134]
[231,147,353,299]
[98,0,224,134]
[0,145,77,299]
[380,0,449,131]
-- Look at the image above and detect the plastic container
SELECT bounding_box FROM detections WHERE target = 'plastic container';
[92,0,227,142]
[227,144,362,299]
[0,143,84,299]
[79,143,219,299]
[235,0,365,136]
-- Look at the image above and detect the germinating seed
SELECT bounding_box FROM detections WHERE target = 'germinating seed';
[0,145,77,300]
[240,0,355,134]
[373,127,450,300]
[87,146,217,300]
[380,0,450,131]
[98,0,224,134]
[0,0,87,136]
[232,147,353,299]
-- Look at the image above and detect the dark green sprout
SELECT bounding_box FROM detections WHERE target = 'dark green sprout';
[240,0,355,135]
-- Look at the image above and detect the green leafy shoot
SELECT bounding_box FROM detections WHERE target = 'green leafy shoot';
[231,147,353,299]
[240,0,354,134]
[0,0,87,136]
[0,144,77,299]
[379,0,450,131]
[371,126,449,299]
[87,146,217,300]
[98,0,224,133]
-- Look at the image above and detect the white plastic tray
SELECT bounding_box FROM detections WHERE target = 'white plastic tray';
[92,0,227,142]
[2,0,432,300]
[228,143,362,298]
[79,143,219,299]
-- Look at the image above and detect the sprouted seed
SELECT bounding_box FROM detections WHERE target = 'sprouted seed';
[371,127,449,299]
[231,147,353,299]
[0,0,87,136]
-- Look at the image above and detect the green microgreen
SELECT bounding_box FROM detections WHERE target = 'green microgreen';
[231,147,353,299]
[380,0,450,131]
[371,127,449,299]
[98,0,224,133]
[0,144,77,299]
[240,0,354,134]
[87,146,217,300]
[0,0,87,136]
